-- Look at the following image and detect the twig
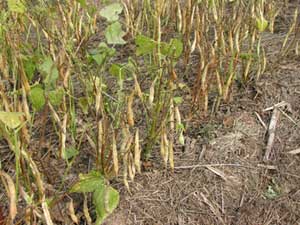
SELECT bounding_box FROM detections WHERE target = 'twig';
[264,107,281,161]
[254,111,267,130]
[287,148,300,155]
[174,163,252,169]
[206,165,240,185]
[257,164,278,170]
[198,144,207,161]
[278,107,299,127]
[263,101,289,112]
[195,192,225,225]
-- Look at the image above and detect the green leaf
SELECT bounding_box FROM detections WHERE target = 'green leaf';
[160,42,169,56]
[78,97,89,114]
[127,57,137,71]
[70,171,104,193]
[240,52,256,60]
[105,22,126,45]
[176,123,185,132]
[256,16,268,32]
[93,186,119,224]
[100,3,123,22]
[173,97,183,104]
[89,43,116,66]
[91,53,107,66]
[169,39,183,58]
[87,5,97,16]
[135,35,156,56]
[161,39,183,58]
[178,132,185,145]
[76,0,86,7]
[24,58,36,82]
[109,64,126,80]
[0,12,9,39]
[264,185,279,199]
[7,0,26,14]
[63,146,79,160]
[29,86,46,111]
[39,57,59,89]
[0,111,23,129]
[48,88,64,106]
[98,43,116,57]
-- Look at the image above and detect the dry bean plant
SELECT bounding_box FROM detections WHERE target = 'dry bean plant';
[1,0,296,224]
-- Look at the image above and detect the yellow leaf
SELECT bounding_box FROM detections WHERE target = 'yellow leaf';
[0,111,23,129]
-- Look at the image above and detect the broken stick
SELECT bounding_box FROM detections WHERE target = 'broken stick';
[264,107,281,161]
